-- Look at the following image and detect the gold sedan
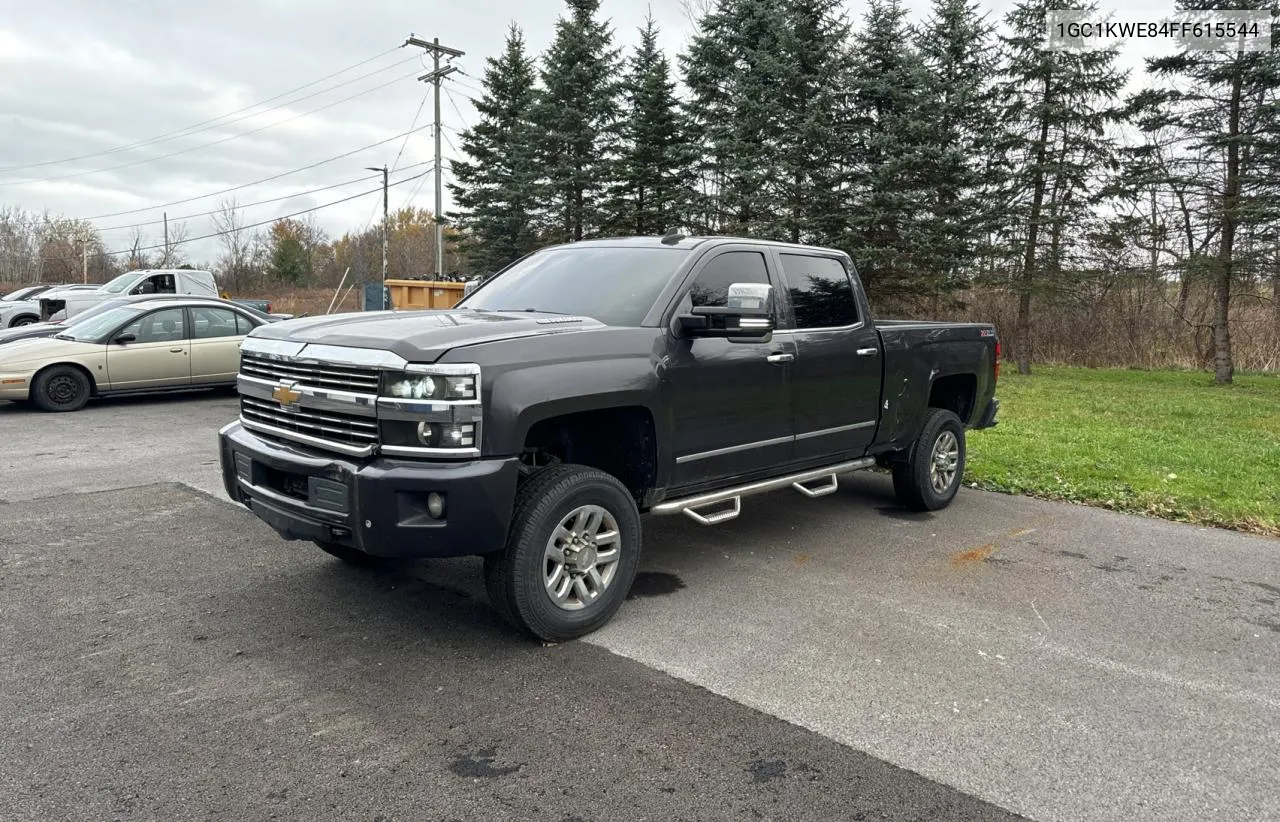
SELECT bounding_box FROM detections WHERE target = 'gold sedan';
[0,298,271,412]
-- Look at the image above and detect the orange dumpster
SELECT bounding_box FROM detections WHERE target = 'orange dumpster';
[385,279,466,311]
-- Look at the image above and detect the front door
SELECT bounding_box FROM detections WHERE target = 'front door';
[105,306,191,389]
[664,248,795,490]
[775,252,882,462]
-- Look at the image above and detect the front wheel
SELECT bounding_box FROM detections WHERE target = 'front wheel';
[484,464,641,643]
[10,316,39,327]
[892,408,966,511]
[32,365,91,412]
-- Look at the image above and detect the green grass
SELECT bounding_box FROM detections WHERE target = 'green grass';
[964,366,1280,537]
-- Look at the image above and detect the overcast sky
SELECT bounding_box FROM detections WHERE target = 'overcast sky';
[0,0,1180,267]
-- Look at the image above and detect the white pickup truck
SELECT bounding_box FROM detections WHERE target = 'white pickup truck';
[38,268,219,322]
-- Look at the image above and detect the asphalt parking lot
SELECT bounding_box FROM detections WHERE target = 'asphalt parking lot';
[2,392,1278,822]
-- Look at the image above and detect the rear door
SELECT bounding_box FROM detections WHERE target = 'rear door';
[664,247,796,489]
[104,306,191,389]
[188,305,251,384]
[774,252,882,462]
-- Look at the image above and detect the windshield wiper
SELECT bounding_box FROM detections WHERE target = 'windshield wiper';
[53,333,75,341]
[494,308,568,315]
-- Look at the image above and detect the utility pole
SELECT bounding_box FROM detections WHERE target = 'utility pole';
[405,34,464,279]
[82,241,88,283]
[163,212,169,267]
[366,164,389,306]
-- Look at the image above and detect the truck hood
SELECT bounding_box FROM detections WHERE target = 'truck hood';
[249,309,604,363]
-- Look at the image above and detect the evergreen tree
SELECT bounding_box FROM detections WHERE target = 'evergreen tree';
[449,24,541,273]
[533,0,623,243]
[682,0,856,243]
[605,14,696,236]
[845,0,931,299]
[681,0,782,235]
[997,0,1127,374]
[1141,0,1280,384]
[913,0,1001,301]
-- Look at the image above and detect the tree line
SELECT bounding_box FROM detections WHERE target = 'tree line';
[449,0,1280,381]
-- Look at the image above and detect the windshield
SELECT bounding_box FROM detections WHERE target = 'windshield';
[459,246,690,326]
[2,286,38,302]
[100,272,143,294]
[56,305,146,342]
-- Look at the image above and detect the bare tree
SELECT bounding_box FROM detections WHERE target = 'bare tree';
[160,221,189,268]
[211,199,261,292]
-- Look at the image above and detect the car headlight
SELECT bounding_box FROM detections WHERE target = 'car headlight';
[377,364,481,454]
[384,371,477,401]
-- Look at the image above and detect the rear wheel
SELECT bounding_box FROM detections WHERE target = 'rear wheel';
[314,540,382,566]
[32,365,91,412]
[10,315,39,327]
[892,408,966,511]
[484,464,641,643]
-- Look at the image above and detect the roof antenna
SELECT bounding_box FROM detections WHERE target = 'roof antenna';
[661,227,685,245]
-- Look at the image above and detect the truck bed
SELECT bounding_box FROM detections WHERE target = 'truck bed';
[872,320,999,453]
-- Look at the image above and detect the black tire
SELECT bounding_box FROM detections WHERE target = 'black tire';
[10,315,39,327]
[314,540,382,566]
[891,408,966,512]
[32,365,91,412]
[484,464,642,643]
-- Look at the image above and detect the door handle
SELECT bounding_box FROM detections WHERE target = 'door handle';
[169,347,184,353]
[856,348,878,357]
[766,353,794,364]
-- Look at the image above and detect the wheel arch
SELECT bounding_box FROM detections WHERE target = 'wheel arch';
[32,360,99,398]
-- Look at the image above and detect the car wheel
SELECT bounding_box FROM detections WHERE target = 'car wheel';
[10,315,38,327]
[32,365,91,412]
[314,540,382,566]
[484,464,641,643]
[892,408,966,512]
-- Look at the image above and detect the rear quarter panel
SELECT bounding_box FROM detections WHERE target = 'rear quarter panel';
[875,322,998,453]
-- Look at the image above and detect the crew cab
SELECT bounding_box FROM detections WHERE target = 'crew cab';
[219,234,1000,642]
[39,268,219,322]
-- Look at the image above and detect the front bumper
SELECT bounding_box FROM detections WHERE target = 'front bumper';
[219,420,520,558]
[0,374,30,400]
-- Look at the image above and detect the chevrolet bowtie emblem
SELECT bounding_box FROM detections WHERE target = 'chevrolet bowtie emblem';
[272,383,301,407]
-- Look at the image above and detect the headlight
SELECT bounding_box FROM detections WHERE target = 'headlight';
[384,372,477,401]
[377,363,481,455]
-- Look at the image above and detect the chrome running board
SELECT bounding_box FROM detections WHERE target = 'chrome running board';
[652,458,876,526]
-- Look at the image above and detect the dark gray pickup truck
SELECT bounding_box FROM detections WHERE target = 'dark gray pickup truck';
[219,233,999,641]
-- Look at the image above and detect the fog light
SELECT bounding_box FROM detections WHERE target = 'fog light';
[427,492,446,520]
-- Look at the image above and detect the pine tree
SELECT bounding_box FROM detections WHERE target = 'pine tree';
[845,0,932,299]
[449,23,541,273]
[682,0,856,243]
[913,0,1001,302]
[997,0,1127,375]
[1142,0,1280,384]
[534,0,623,243]
[605,14,695,236]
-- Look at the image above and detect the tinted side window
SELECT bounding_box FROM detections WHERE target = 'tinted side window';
[235,313,257,335]
[121,308,186,343]
[779,254,858,329]
[191,307,240,339]
[688,252,770,308]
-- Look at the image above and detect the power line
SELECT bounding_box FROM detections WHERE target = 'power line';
[0,48,408,173]
[95,165,429,233]
[442,84,472,133]
[79,120,439,221]
[0,67,424,188]
[373,88,432,225]
[100,167,434,257]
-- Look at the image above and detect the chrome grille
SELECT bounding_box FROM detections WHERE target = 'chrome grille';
[240,352,381,394]
[241,396,378,449]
